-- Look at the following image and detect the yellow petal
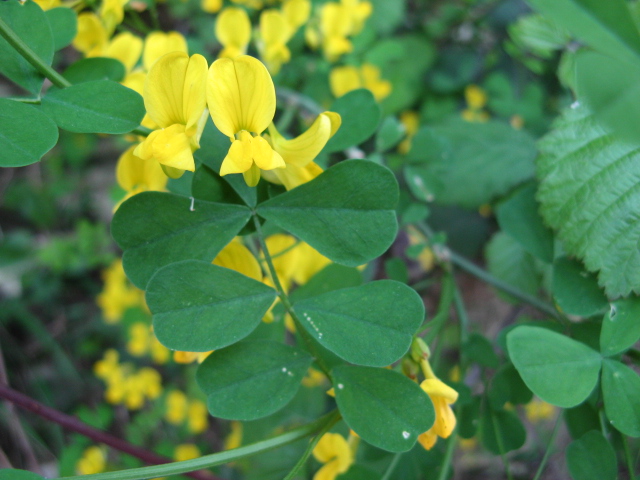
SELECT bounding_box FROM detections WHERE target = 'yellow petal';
[417,429,438,451]
[313,460,342,480]
[465,84,487,109]
[268,111,340,167]
[243,163,261,186]
[144,52,208,129]
[215,7,251,58]
[252,135,285,170]
[361,63,391,101]
[283,0,311,30]
[201,0,222,13]
[321,3,352,37]
[213,239,262,281]
[73,13,108,55]
[116,145,168,193]
[106,32,143,73]
[220,134,253,175]
[207,55,276,136]
[265,234,299,289]
[420,378,459,404]
[260,10,293,47]
[292,242,331,284]
[329,66,361,98]
[312,433,352,466]
[269,161,323,190]
[143,31,188,71]
[133,130,160,160]
[149,124,196,171]
[122,70,146,95]
[431,396,457,438]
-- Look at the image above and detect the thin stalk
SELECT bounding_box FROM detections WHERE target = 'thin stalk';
[532,414,562,480]
[381,453,402,480]
[282,410,341,480]
[0,16,71,89]
[623,435,637,480]
[421,271,455,340]
[415,223,561,320]
[0,384,218,480]
[491,409,514,480]
[277,87,323,116]
[7,97,41,104]
[275,103,299,132]
[54,411,337,480]
[435,427,458,480]
[453,285,470,347]
[252,215,332,377]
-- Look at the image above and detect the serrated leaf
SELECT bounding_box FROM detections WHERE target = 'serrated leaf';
[324,89,381,152]
[147,261,276,352]
[601,359,640,437]
[507,326,602,407]
[552,257,608,317]
[0,99,58,167]
[45,7,77,51]
[333,365,434,452]
[257,160,398,267]
[526,0,640,62]
[41,80,145,134]
[196,341,311,420]
[0,0,53,94]
[63,58,125,84]
[537,105,640,297]
[111,192,251,287]
[566,431,617,480]
[600,297,640,356]
[407,120,536,208]
[293,280,424,367]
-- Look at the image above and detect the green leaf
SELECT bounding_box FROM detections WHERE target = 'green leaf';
[486,232,542,301]
[463,333,500,369]
[508,14,570,58]
[63,58,125,84]
[375,116,405,152]
[366,0,406,36]
[489,364,532,409]
[332,365,434,452]
[537,105,640,297]
[565,403,601,440]
[196,341,312,420]
[566,430,617,480]
[479,408,526,454]
[601,359,640,437]
[337,465,380,480]
[257,160,398,267]
[111,192,251,288]
[0,98,58,167]
[324,90,381,152]
[0,0,53,94]
[496,183,554,262]
[552,257,608,317]
[293,280,424,367]
[192,164,244,205]
[575,51,640,144]
[147,261,276,352]
[507,326,602,407]
[407,120,536,208]
[41,79,145,134]
[290,264,363,302]
[600,297,640,356]
[45,7,77,51]
[0,470,44,480]
[526,0,640,62]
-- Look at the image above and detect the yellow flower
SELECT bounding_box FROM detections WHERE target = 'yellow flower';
[116,145,167,206]
[105,32,144,72]
[100,0,129,35]
[340,0,372,34]
[224,421,243,450]
[231,0,263,9]
[143,31,188,71]
[330,64,391,102]
[73,13,108,56]
[525,398,556,423]
[187,400,209,434]
[134,52,208,177]
[165,390,188,424]
[262,111,340,190]
[76,446,106,475]
[174,444,201,462]
[33,0,61,10]
[312,433,353,480]
[257,10,293,75]
[283,0,311,30]
[461,84,489,123]
[202,0,222,13]
[301,368,326,388]
[126,322,170,364]
[96,259,144,323]
[397,110,419,154]
[215,7,252,59]
[207,55,285,186]
[173,351,212,363]
[212,239,263,281]
[318,3,353,62]
[418,378,458,450]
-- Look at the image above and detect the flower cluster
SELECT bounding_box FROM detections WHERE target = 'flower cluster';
[164,390,209,435]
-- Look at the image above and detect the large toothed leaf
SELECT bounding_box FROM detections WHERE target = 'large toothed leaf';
[111,192,251,288]
[257,160,398,266]
[537,105,640,297]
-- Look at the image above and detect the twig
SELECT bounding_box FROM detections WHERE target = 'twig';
[0,384,219,480]
[532,414,562,480]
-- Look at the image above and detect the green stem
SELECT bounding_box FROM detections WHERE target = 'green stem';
[452,285,470,347]
[130,125,152,137]
[275,103,299,132]
[381,453,402,480]
[6,97,41,104]
[277,87,323,116]
[282,411,341,480]
[532,413,562,480]
[623,435,637,480]
[435,427,458,480]
[53,411,337,480]
[252,215,332,377]
[0,16,71,89]
[415,223,561,320]
[421,271,455,340]
[490,409,514,480]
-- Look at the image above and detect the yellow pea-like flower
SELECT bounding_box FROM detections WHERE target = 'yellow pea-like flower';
[262,112,340,190]
[143,31,188,71]
[312,433,353,480]
[116,145,167,204]
[257,10,293,75]
[340,0,372,34]
[330,64,391,102]
[319,3,353,62]
[100,0,128,35]
[283,0,311,30]
[33,0,61,10]
[418,378,459,450]
[165,390,188,424]
[174,444,201,462]
[398,110,420,154]
[202,0,223,13]
[106,32,144,72]
[73,13,109,56]
[76,446,107,475]
[207,55,285,186]
[134,52,208,177]
[213,239,263,281]
[215,7,252,59]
